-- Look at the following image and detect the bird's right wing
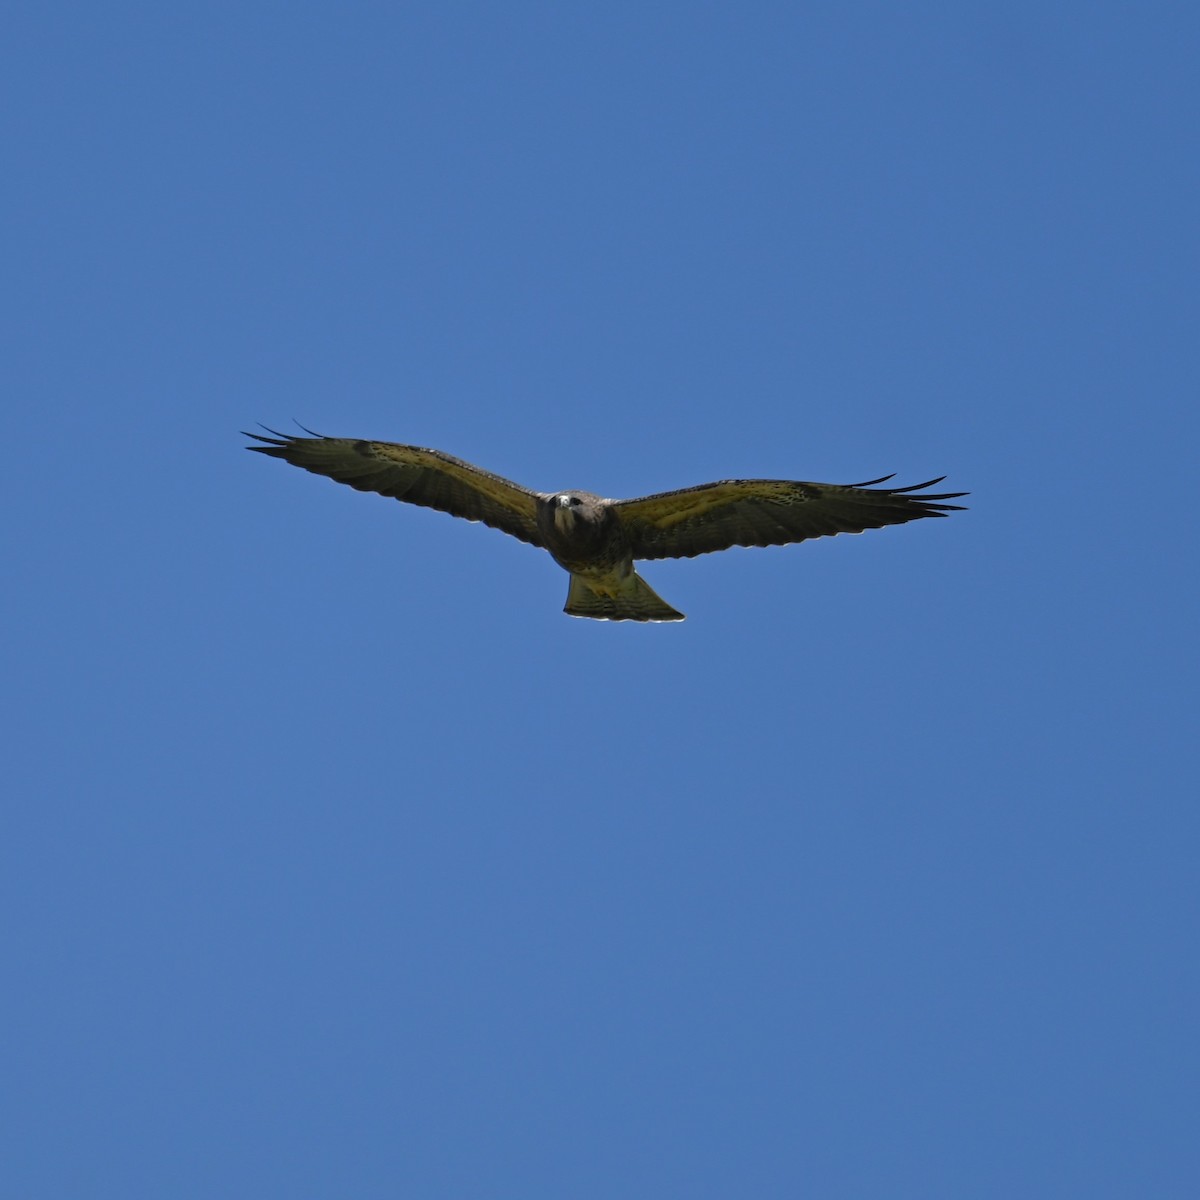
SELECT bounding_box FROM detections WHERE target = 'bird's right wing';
[613,475,967,560]
[245,427,547,548]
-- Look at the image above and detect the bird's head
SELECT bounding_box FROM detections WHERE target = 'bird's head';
[552,492,585,531]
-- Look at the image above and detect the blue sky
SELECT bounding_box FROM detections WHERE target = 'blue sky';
[3,2,1196,1196]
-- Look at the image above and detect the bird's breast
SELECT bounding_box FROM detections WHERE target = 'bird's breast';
[537,499,631,576]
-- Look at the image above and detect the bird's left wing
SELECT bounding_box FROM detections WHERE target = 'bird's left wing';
[613,475,967,560]
[245,427,547,547]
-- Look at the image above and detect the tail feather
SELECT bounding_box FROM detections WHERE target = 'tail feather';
[564,572,685,623]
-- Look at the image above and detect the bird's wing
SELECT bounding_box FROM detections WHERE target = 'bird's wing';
[612,475,967,560]
[245,427,547,548]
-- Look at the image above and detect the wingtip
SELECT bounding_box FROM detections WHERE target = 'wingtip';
[243,421,328,449]
[243,427,289,450]
[846,474,969,509]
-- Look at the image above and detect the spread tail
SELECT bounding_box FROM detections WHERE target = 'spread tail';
[564,572,685,622]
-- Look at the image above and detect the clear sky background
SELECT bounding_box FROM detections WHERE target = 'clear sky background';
[3,3,1196,1196]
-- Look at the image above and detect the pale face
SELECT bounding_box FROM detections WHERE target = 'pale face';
[552,493,585,532]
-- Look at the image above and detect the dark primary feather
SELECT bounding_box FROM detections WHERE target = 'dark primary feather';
[244,427,546,548]
[612,475,968,560]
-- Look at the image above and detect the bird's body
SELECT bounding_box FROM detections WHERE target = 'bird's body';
[245,427,966,622]
[535,490,682,620]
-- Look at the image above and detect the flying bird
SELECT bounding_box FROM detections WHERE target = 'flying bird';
[245,426,966,622]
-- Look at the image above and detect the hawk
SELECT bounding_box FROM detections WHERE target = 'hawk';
[245,426,966,622]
